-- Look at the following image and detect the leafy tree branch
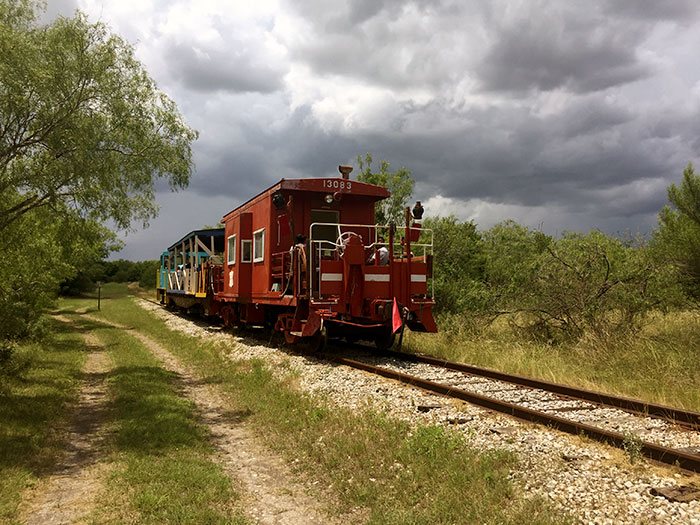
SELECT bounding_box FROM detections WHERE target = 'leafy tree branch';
[0,3,198,231]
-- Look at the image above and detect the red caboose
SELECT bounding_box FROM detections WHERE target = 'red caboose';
[215,165,437,349]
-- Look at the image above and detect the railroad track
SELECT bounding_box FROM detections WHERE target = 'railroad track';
[134,298,700,473]
[140,297,164,307]
[383,349,700,430]
[320,349,700,473]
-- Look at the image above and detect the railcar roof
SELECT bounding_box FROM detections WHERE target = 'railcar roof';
[222,177,389,220]
[167,228,225,251]
[278,178,389,196]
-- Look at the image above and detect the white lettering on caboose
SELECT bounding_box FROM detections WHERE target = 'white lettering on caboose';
[322,179,352,191]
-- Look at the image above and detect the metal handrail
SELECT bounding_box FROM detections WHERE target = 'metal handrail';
[308,222,434,300]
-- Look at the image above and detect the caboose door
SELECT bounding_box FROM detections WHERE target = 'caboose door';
[309,209,340,298]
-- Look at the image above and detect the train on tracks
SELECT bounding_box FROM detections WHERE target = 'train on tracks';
[156,165,437,350]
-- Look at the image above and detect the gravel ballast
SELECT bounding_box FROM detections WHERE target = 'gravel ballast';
[138,299,700,524]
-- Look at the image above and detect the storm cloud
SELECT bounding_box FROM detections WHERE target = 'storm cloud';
[44,0,700,259]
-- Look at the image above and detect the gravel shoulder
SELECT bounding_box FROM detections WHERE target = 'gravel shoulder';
[137,299,700,524]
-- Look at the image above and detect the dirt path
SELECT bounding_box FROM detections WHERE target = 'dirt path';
[82,313,344,525]
[19,317,112,525]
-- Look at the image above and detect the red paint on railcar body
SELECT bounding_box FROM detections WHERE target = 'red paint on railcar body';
[157,167,437,350]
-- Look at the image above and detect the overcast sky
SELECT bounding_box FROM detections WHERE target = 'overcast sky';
[47,0,700,260]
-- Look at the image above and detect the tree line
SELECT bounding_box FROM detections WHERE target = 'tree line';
[356,154,700,342]
[427,163,700,343]
[60,259,160,296]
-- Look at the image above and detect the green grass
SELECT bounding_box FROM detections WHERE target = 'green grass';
[0,318,87,523]
[63,314,247,524]
[73,281,134,303]
[61,287,562,524]
[406,310,700,411]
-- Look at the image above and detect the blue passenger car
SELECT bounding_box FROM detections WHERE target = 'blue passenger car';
[156,229,225,309]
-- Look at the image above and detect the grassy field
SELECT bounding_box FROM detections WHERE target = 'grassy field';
[406,310,700,412]
[0,287,247,524]
[59,284,561,524]
[68,313,247,524]
[0,319,86,522]
[6,282,693,523]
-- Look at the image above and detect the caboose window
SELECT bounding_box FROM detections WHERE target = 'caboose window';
[253,228,265,262]
[227,234,236,265]
[241,240,252,263]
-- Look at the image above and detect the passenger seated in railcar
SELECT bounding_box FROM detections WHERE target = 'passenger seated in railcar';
[367,236,389,266]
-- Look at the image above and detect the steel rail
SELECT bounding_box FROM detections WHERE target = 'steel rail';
[382,350,700,430]
[139,301,699,471]
[143,299,700,429]
[324,354,700,473]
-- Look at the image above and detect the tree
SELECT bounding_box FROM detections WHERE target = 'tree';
[667,163,700,228]
[424,216,487,313]
[482,226,682,342]
[356,153,414,225]
[482,220,551,303]
[0,1,196,348]
[1,206,118,340]
[654,162,700,299]
[0,1,197,232]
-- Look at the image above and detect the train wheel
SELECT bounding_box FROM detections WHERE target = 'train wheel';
[374,327,395,351]
[284,330,302,344]
[309,324,328,352]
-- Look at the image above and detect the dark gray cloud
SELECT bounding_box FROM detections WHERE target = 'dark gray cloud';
[314,90,698,227]
[163,38,286,94]
[192,142,276,200]
[181,87,697,225]
[86,0,700,260]
[603,0,700,22]
[184,104,363,200]
[280,0,700,95]
[478,31,649,94]
[477,3,655,94]
[281,0,475,90]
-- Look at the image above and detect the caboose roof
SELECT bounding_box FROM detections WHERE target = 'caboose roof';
[277,178,389,196]
[222,177,389,220]
[167,228,225,251]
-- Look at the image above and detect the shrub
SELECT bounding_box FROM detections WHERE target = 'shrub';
[426,216,489,313]
[0,342,37,389]
[505,231,684,342]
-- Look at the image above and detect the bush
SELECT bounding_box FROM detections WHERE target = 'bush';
[502,231,685,342]
[426,216,488,313]
[0,342,37,390]
[482,220,551,308]
[428,218,685,343]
